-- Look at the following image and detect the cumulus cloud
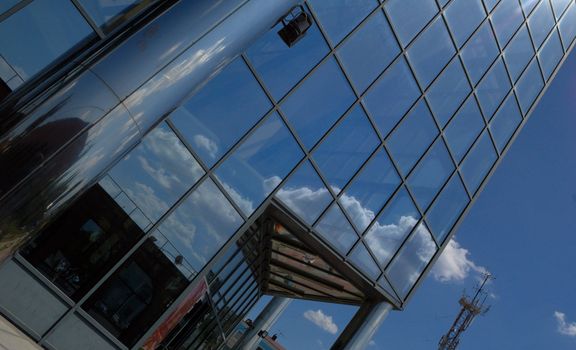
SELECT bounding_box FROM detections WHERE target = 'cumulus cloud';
[193,134,219,159]
[303,309,338,335]
[554,311,576,337]
[431,239,487,283]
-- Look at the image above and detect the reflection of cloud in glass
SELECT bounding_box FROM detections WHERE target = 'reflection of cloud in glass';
[192,134,219,160]
[365,215,418,266]
[276,185,331,223]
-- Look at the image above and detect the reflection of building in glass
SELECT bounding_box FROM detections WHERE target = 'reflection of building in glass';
[0,0,575,349]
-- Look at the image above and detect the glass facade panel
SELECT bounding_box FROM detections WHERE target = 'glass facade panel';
[444,96,485,163]
[308,0,377,45]
[338,10,400,93]
[521,0,538,14]
[216,113,303,215]
[0,1,19,15]
[483,0,499,12]
[539,30,564,81]
[552,0,572,19]
[157,178,244,272]
[281,57,355,149]
[426,175,469,243]
[313,105,380,193]
[461,21,499,85]
[76,0,142,31]
[491,0,524,47]
[276,161,332,225]
[349,243,381,280]
[490,94,522,152]
[445,0,486,48]
[387,101,438,176]
[504,25,535,82]
[384,0,438,47]
[426,57,471,127]
[386,223,436,298]
[109,124,204,222]
[314,204,358,254]
[0,0,93,80]
[408,139,454,211]
[406,17,455,89]
[528,0,555,49]
[364,57,420,138]
[341,148,401,233]
[559,3,576,47]
[364,187,420,268]
[171,58,271,167]
[461,131,498,194]
[516,59,545,113]
[476,59,511,120]
[246,17,329,100]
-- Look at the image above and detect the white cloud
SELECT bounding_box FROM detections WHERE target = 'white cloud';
[303,309,338,335]
[193,134,219,159]
[432,239,487,283]
[369,340,376,347]
[554,311,576,337]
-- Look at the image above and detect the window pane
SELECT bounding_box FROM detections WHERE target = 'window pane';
[483,0,499,12]
[341,148,401,233]
[385,0,438,47]
[109,124,204,223]
[406,17,455,89]
[364,187,420,267]
[559,3,576,47]
[490,94,522,152]
[491,0,524,47]
[0,0,19,15]
[349,243,381,280]
[76,0,143,31]
[504,25,534,82]
[246,16,329,100]
[520,0,538,14]
[426,175,469,243]
[281,57,355,149]
[0,0,93,80]
[313,106,380,193]
[516,59,544,114]
[276,161,332,225]
[157,179,244,272]
[314,204,358,254]
[444,96,485,163]
[387,101,438,176]
[445,0,486,48]
[216,113,303,215]
[171,58,271,167]
[476,58,511,120]
[461,21,499,85]
[461,131,497,194]
[528,0,555,49]
[338,10,400,93]
[309,0,377,45]
[408,139,454,211]
[426,57,471,127]
[386,223,436,298]
[552,0,572,19]
[539,30,564,81]
[364,57,420,137]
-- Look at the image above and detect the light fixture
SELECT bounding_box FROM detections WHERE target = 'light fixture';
[278,6,312,48]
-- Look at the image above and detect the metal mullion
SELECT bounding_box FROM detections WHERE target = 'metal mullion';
[218,285,259,334]
[213,255,261,305]
[518,0,549,84]
[217,279,258,325]
[205,288,227,344]
[535,25,566,83]
[70,0,106,39]
[213,258,261,307]
[0,0,31,23]
[223,289,260,339]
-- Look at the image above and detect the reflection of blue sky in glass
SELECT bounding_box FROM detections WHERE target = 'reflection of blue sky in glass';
[340,148,400,233]
[461,131,497,195]
[109,123,204,223]
[528,0,555,48]
[425,175,468,243]
[551,0,571,19]
[444,96,485,163]
[461,22,499,85]
[490,94,522,152]
[313,105,380,194]
[77,0,138,28]
[384,0,437,47]
[364,187,420,268]
[387,100,438,177]
[444,0,485,48]
[406,17,455,89]
[338,10,399,93]
[314,203,358,255]
[516,59,545,113]
[308,0,377,45]
[281,57,355,150]
[386,222,436,298]
[349,243,380,280]
[215,113,303,216]
[491,0,523,47]
[246,16,328,100]
[504,25,534,82]
[276,161,332,225]
[476,59,511,120]
[157,179,243,273]
[540,30,564,81]
[559,3,576,46]
[171,58,271,167]
[363,57,420,138]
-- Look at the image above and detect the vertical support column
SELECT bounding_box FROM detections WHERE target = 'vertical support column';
[238,296,291,350]
[331,302,393,350]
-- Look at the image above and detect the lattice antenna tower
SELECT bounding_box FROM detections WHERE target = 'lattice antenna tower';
[438,273,494,350]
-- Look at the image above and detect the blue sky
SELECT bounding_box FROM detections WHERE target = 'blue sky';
[249,48,576,350]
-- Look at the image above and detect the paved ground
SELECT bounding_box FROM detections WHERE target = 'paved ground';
[0,315,42,350]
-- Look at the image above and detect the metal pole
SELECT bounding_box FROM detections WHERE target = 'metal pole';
[337,302,392,350]
[237,296,291,350]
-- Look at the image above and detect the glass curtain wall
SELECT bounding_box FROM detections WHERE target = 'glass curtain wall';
[13,0,576,348]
